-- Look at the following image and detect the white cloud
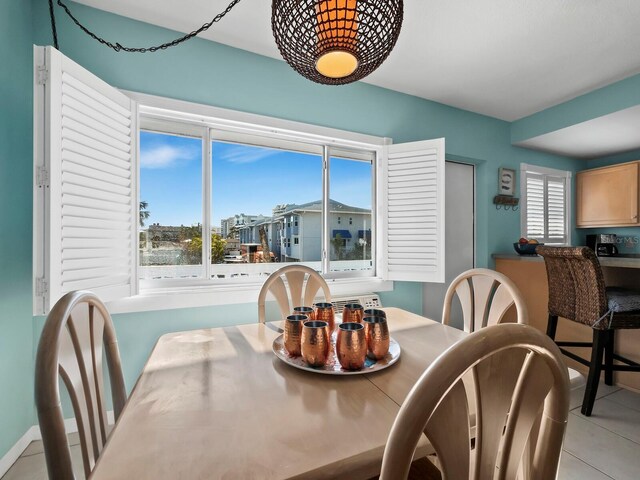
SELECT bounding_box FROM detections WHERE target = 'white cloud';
[219,147,279,164]
[140,145,199,169]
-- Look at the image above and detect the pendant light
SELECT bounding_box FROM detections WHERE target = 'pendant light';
[272,0,404,85]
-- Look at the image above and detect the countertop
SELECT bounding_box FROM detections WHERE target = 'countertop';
[493,253,640,269]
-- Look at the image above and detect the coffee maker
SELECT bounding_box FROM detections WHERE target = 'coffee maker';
[586,234,619,256]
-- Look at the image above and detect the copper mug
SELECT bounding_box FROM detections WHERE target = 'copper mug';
[336,322,367,370]
[313,302,335,334]
[363,308,386,319]
[293,306,315,320]
[363,315,390,360]
[342,303,364,324]
[284,314,308,357]
[301,321,330,367]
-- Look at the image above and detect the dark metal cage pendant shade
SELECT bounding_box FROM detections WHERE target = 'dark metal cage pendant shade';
[272,0,404,85]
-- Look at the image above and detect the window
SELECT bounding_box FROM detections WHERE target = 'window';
[139,131,203,280]
[521,164,571,245]
[34,46,446,314]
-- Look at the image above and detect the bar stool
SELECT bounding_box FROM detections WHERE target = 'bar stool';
[536,246,640,416]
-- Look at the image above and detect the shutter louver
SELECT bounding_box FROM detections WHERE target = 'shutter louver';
[35,46,137,314]
[547,176,566,241]
[523,168,568,245]
[382,139,445,283]
[525,173,545,239]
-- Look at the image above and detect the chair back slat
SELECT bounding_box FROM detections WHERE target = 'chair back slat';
[444,268,528,331]
[380,324,570,480]
[267,276,291,319]
[471,275,497,331]
[284,270,306,308]
[58,318,99,474]
[424,380,471,479]
[500,353,554,479]
[258,265,332,323]
[454,279,474,332]
[536,246,608,327]
[486,283,517,327]
[473,348,528,479]
[35,291,126,480]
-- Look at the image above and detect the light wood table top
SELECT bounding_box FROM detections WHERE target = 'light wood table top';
[90,307,467,480]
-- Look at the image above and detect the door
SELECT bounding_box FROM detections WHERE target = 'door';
[422,162,475,326]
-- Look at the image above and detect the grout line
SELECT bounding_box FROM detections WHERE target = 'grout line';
[605,394,640,414]
[570,410,640,447]
[561,450,616,480]
[18,450,44,459]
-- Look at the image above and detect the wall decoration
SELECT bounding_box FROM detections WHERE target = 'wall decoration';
[499,167,516,196]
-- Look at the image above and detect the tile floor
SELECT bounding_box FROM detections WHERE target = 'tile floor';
[3,384,640,479]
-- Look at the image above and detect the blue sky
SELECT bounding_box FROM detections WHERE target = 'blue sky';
[140,130,372,227]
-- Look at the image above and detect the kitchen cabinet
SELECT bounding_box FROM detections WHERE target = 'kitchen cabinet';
[576,161,639,227]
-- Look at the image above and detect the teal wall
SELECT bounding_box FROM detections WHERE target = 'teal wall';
[0,0,35,459]
[1,0,585,459]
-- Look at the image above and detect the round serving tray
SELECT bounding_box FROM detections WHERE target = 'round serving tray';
[272,333,401,375]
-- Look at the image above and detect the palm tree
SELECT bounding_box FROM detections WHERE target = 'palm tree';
[139,201,150,227]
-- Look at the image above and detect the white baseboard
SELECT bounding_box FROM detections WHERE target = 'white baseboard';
[0,427,38,478]
[0,411,115,477]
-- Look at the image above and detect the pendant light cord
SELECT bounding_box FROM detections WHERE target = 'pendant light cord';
[48,0,59,49]
[48,0,243,53]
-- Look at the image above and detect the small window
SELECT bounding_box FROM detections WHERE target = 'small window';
[337,216,341,224]
[521,164,571,245]
[294,237,299,245]
[349,217,353,225]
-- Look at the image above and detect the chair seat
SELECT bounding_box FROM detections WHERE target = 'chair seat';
[607,287,640,313]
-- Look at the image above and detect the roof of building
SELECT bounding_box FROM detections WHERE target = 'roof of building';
[281,199,371,215]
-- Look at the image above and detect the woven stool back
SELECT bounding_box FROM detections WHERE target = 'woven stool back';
[536,246,608,328]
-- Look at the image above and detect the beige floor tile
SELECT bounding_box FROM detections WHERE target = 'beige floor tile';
[20,432,80,458]
[569,382,621,411]
[583,397,640,444]
[606,388,640,412]
[2,445,84,480]
[564,412,640,480]
[558,451,614,480]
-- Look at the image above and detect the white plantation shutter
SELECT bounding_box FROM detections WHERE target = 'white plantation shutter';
[381,138,445,283]
[525,173,545,238]
[34,46,137,314]
[521,164,570,245]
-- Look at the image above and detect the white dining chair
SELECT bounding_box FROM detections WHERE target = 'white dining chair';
[442,268,529,330]
[442,268,584,389]
[380,323,570,480]
[258,264,331,322]
[35,291,127,480]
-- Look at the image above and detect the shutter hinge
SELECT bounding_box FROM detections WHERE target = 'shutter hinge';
[36,65,49,85]
[36,277,49,297]
[36,166,49,188]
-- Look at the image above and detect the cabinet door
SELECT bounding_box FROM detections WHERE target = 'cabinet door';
[576,162,639,227]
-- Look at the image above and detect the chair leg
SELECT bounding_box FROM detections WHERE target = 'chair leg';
[604,330,614,386]
[582,329,606,416]
[546,315,558,340]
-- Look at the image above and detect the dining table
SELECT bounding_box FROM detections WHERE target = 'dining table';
[90,307,468,480]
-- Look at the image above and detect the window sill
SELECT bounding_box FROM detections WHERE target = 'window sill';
[106,277,394,314]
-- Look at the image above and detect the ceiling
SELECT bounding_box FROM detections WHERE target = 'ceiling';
[71,0,640,122]
[515,105,640,159]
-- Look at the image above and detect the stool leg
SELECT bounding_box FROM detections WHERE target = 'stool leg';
[546,315,558,340]
[582,329,606,416]
[604,330,614,386]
